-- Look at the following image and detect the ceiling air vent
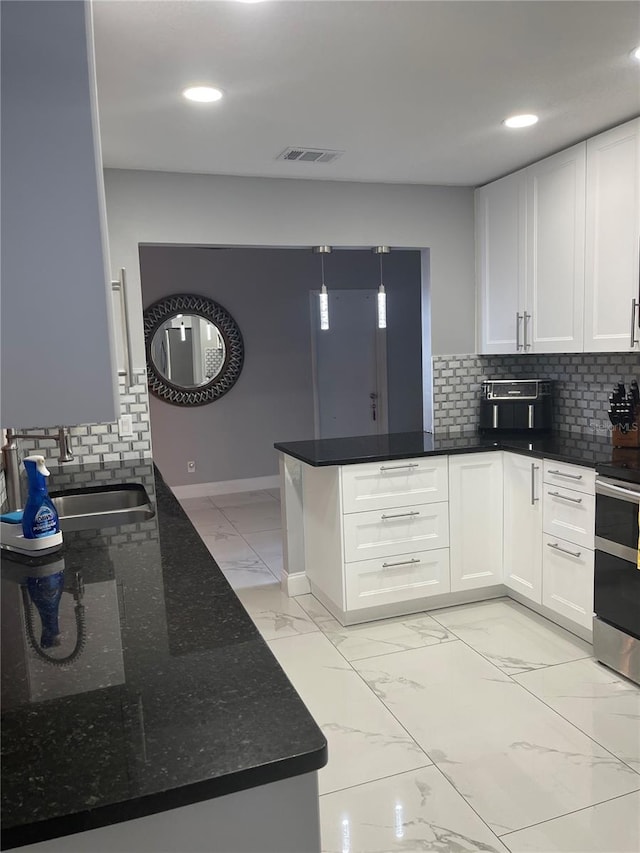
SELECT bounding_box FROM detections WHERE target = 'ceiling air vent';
[277,147,344,164]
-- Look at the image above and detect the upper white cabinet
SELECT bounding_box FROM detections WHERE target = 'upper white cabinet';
[584,118,640,352]
[0,1,118,428]
[475,172,526,354]
[477,120,639,354]
[449,453,503,592]
[526,144,586,353]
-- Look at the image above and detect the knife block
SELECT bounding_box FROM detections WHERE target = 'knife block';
[611,404,640,447]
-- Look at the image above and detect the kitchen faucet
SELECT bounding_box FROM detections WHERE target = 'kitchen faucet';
[2,427,73,511]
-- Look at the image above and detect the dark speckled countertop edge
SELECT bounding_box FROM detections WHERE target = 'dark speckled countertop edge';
[1,745,328,851]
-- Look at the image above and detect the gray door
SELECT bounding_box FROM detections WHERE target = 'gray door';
[311,290,387,439]
[167,328,194,387]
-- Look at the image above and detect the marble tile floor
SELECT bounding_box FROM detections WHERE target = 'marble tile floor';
[180,489,640,853]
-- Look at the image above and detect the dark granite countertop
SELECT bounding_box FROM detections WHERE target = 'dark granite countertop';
[0,460,327,850]
[274,430,640,481]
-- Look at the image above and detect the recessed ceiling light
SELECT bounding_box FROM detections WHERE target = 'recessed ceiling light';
[182,86,223,103]
[503,113,539,129]
[632,46,640,61]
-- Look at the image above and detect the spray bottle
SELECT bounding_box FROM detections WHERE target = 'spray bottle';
[22,455,60,540]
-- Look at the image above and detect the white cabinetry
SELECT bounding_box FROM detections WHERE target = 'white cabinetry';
[503,453,542,604]
[475,173,526,354]
[526,144,586,353]
[584,118,640,352]
[542,465,595,631]
[449,453,504,591]
[304,457,450,622]
[476,144,586,354]
[1,1,118,428]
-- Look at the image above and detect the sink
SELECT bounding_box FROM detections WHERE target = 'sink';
[50,483,155,531]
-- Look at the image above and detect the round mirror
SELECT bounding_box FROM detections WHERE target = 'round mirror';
[143,295,244,406]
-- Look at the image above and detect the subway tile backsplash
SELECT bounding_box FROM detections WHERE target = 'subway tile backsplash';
[432,352,640,434]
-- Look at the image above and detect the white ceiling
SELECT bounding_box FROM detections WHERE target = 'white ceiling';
[93,0,640,187]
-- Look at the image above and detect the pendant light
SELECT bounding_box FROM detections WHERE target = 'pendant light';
[373,246,390,329]
[313,245,332,330]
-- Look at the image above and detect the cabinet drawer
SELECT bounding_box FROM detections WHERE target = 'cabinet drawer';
[542,534,594,630]
[345,548,450,611]
[341,457,448,514]
[343,502,449,563]
[543,486,595,549]
[543,461,595,495]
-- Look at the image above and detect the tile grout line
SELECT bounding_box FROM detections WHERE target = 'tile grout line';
[497,788,640,841]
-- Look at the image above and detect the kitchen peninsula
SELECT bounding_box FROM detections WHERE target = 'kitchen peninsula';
[0,461,327,853]
[276,430,638,637]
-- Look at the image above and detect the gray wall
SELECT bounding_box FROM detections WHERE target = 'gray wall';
[139,247,422,486]
[103,169,476,368]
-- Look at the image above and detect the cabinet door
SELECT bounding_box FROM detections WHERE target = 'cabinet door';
[526,143,586,353]
[542,534,594,631]
[475,172,526,354]
[503,453,542,603]
[1,1,118,428]
[449,453,503,592]
[584,119,640,352]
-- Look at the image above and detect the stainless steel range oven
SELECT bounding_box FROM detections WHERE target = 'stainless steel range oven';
[594,474,640,685]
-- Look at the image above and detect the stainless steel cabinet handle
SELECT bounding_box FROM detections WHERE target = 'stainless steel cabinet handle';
[523,312,532,351]
[112,267,134,390]
[381,511,420,520]
[382,558,421,568]
[547,542,582,559]
[379,463,420,472]
[516,312,524,351]
[631,298,639,348]
[530,463,539,505]
[547,469,582,480]
[547,490,583,504]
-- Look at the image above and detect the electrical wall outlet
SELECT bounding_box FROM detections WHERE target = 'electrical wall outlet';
[118,414,133,438]
[187,461,196,473]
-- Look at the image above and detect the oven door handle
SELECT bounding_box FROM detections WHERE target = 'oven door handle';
[596,480,640,505]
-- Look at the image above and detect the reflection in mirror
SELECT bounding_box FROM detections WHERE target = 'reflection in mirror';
[150,314,226,389]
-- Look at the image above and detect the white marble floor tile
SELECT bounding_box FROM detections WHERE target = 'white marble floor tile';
[243,530,284,578]
[184,508,238,538]
[320,765,509,853]
[514,658,640,773]
[210,490,277,508]
[218,501,282,534]
[268,632,431,795]
[431,598,591,675]
[178,496,216,511]
[198,532,260,563]
[353,641,640,835]
[503,790,640,852]
[220,562,278,590]
[236,582,320,640]
[297,594,457,662]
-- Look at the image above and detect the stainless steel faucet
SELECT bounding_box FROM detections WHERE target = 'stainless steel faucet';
[2,427,73,511]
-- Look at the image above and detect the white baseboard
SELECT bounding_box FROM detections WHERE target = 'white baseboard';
[172,475,280,500]
[284,572,311,597]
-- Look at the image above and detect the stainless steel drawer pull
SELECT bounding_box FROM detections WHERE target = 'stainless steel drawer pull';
[547,469,583,480]
[547,490,583,504]
[547,542,582,559]
[379,463,420,472]
[381,511,420,520]
[382,558,421,568]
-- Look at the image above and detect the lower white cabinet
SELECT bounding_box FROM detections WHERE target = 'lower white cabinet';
[503,453,542,604]
[449,453,503,592]
[345,549,450,611]
[542,534,594,631]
